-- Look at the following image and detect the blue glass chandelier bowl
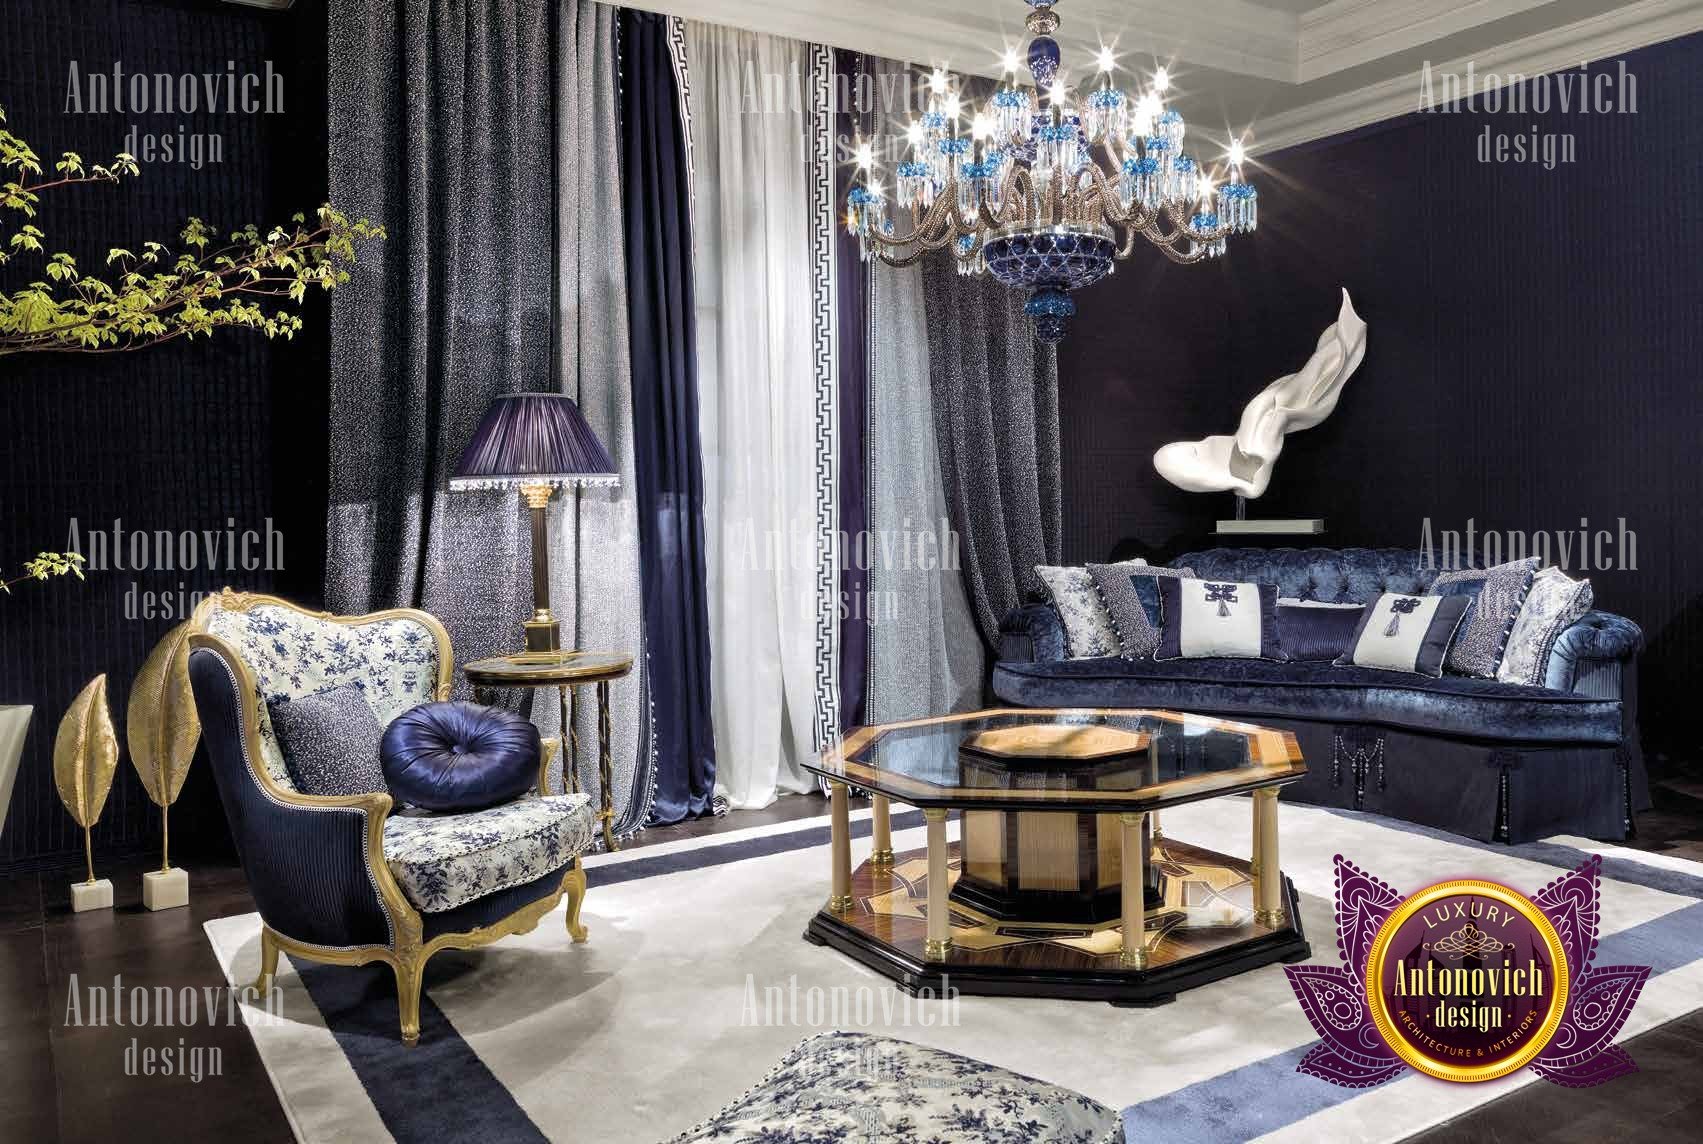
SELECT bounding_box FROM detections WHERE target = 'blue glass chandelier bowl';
[983,225,1116,291]
[983,224,1115,341]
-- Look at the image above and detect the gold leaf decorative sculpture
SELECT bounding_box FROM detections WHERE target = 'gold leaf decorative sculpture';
[53,675,119,884]
[128,620,202,872]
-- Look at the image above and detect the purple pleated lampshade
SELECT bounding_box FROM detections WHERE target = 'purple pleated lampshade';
[450,393,618,490]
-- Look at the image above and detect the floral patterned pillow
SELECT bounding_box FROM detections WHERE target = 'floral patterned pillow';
[667,1030,1121,1144]
[1497,567,1594,686]
[1035,563,1129,658]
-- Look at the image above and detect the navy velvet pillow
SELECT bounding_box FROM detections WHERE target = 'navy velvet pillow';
[381,701,541,812]
[1276,603,1365,661]
[268,684,388,797]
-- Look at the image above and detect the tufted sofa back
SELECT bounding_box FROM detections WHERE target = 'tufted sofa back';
[1173,547,1471,605]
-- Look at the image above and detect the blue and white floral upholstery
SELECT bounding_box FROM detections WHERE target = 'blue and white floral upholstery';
[666,1031,1121,1144]
[385,794,596,913]
[203,602,442,790]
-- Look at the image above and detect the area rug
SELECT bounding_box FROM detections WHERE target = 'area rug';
[202,800,1703,1143]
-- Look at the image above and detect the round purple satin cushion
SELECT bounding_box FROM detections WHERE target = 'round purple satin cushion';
[380,701,540,812]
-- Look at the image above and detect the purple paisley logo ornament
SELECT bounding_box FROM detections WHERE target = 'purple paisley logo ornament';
[1285,855,1650,1088]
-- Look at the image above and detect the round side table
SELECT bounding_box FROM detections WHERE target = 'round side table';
[463,653,633,852]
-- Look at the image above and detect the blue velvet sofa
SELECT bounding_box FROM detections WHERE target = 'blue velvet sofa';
[993,548,1650,842]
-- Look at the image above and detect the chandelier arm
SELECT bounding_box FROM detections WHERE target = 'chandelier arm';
[862,226,955,255]
[873,246,936,269]
[1156,241,1205,265]
[1113,224,1140,259]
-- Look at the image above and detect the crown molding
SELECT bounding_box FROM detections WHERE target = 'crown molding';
[624,0,1299,83]
[1254,0,1703,154]
[1299,0,1553,82]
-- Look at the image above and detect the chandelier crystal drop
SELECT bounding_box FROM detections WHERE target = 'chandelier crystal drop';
[844,0,1257,343]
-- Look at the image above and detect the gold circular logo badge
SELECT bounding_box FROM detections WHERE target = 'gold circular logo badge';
[1365,879,1570,1082]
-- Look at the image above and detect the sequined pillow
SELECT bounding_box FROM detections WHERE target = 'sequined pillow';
[1427,557,1538,678]
[268,684,389,798]
[1036,563,1130,658]
[1086,562,1195,659]
[1497,567,1594,686]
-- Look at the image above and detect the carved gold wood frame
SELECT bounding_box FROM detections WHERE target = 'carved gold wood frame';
[187,590,590,1046]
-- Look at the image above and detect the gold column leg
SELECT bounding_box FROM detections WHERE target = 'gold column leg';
[923,807,952,961]
[1253,788,1285,927]
[871,795,894,866]
[253,926,279,995]
[828,782,854,913]
[1120,812,1149,969]
[394,960,424,1048]
[597,680,617,852]
[562,858,589,943]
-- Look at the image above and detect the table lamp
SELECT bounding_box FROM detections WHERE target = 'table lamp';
[451,393,618,663]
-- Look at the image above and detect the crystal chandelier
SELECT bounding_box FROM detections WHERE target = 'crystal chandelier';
[844,0,1258,343]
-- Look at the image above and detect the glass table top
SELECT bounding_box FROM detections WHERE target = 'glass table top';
[806,708,1305,813]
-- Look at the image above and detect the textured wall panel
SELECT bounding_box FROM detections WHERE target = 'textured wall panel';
[1057,33,1703,757]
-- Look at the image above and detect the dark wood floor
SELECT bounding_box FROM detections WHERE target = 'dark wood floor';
[3,766,1699,1144]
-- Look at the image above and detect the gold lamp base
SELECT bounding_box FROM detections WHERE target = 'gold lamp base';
[508,615,572,664]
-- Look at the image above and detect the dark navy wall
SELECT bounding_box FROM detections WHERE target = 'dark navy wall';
[1059,33,1703,761]
[0,0,328,865]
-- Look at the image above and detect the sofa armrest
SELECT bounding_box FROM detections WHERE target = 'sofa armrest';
[999,602,1067,664]
[1544,610,1642,697]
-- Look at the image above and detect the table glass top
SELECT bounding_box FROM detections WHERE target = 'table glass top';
[807,708,1304,812]
[462,652,633,683]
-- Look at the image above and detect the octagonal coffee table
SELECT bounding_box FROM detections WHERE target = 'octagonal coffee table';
[802,708,1311,1004]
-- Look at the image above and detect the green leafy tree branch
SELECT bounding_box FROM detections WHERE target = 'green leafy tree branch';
[0,551,86,595]
[0,106,383,356]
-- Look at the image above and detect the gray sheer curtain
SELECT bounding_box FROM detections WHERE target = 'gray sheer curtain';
[326,0,655,834]
[546,1,654,830]
[921,259,1063,644]
[866,57,985,721]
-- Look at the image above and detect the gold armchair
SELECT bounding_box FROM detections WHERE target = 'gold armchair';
[185,590,593,1045]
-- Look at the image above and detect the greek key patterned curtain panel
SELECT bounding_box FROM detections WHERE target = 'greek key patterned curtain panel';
[684,23,840,809]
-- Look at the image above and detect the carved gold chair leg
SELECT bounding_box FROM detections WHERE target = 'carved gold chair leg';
[253,926,280,996]
[563,860,589,944]
[393,958,425,1048]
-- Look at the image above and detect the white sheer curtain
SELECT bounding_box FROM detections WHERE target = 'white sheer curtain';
[687,24,823,808]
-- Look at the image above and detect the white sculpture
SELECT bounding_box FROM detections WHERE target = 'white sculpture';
[1154,289,1366,500]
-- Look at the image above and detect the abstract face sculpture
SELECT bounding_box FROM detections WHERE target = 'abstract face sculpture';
[1153,289,1367,499]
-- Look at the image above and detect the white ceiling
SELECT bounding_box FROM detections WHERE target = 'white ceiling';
[636,0,1703,153]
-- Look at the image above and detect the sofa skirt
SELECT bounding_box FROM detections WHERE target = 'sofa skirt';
[1260,719,1640,843]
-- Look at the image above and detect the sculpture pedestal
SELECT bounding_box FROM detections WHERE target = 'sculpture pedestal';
[70,878,113,913]
[143,867,189,911]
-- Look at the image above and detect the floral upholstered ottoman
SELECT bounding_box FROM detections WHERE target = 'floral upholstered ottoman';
[666,1030,1122,1143]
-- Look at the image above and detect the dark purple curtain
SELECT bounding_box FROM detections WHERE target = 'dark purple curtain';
[835,48,871,731]
[619,10,717,823]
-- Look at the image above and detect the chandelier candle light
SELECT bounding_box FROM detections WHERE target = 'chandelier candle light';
[845,0,1257,343]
